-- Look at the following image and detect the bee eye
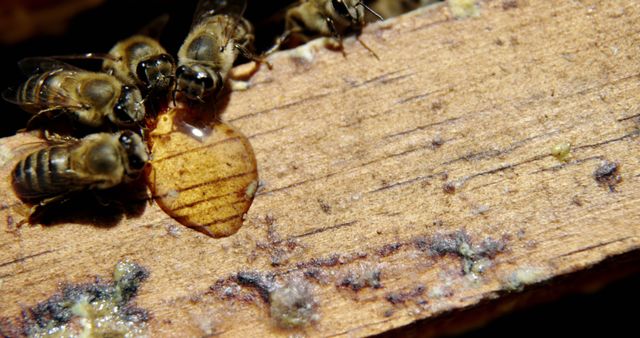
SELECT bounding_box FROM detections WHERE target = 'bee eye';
[176,65,190,80]
[158,53,174,64]
[136,61,151,84]
[113,86,135,124]
[332,0,351,18]
[128,155,146,170]
[114,103,133,124]
[119,131,134,147]
[198,73,214,90]
[119,131,146,171]
[175,65,185,76]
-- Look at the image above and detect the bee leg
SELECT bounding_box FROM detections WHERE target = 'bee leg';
[9,203,33,229]
[28,194,72,224]
[265,29,296,56]
[235,44,272,70]
[93,192,119,208]
[325,17,346,56]
[25,107,64,131]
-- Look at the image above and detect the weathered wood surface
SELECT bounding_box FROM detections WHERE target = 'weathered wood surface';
[2,0,640,336]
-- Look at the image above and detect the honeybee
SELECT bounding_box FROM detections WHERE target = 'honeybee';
[12,131,148,209]
[175,0,256,102]
[102,15,175,93]
[3,58,146,129]
[271,0,383,51]
[102,35,175,94]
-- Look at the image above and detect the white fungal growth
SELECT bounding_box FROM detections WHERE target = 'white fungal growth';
[269,276,320,329]
[501,266,549,291]
[0,144,14,168]
[449,0,480,18]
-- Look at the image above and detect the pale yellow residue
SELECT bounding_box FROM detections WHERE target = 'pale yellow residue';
[551,142,572,162]
[229,79,252,91]
[162,189,180,208]
[70,297,148,338]
[279,36,337,64]
[501,266,548,291]
[0,144,15,168]
[449,0,480,18]
[244,180,259,200]
[229,61,259,79]
[190,309,220,337]
[291,41,318,63]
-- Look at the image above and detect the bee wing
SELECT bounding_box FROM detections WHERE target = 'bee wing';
[17,57,85,75]
[191,0,247,27]
[3,71,86,112]
[138,14,170,39]
[51,53,117,62]
[2,86,22,106]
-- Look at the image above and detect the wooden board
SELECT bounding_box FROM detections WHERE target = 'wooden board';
[2,0,640,336]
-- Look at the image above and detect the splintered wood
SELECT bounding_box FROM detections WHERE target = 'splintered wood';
[1,0,640,336]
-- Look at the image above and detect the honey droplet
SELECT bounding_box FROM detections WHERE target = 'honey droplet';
[148,107,258,238]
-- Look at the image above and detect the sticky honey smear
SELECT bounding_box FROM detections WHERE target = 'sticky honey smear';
[148,106,258,238]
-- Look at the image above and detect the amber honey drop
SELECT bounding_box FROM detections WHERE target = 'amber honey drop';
[148,107,258,238]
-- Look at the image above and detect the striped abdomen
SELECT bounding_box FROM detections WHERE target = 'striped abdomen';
[16,70,70,113]
[12,145,75,201]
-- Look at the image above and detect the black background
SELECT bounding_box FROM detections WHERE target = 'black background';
[0,1,638,336]
[0,0,293,136]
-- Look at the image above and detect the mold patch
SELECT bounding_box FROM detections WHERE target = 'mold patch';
[419,230,507,275]
[269,276,320,329]
[253,214,304,267]
[594,160,622,192]
[213,271,319,329]
[18,260,149,337]
[385,285,426,305]
[337,263,383,291]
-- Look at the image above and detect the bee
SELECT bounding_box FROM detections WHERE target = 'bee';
[102,35,175,94]
[102,15,175,93]
[12,131,148,208]
[3,58,146,129]
[175,0,257,102]
[271,0,383,51]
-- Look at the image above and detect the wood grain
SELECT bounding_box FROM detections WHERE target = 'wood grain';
[2,0,640,336]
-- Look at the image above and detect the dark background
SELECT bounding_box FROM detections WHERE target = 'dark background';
[0,0,293,136]
[0,0,638,336]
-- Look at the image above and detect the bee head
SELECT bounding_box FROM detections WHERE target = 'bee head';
[117,130,149,179]
[137,53,175,92]
[175,64,222,102]
[331,0,365,26]
[111,85,146,127]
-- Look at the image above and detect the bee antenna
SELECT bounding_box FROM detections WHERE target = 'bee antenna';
[140,93,150,105]
[172,80,179,107]
[356,1,384,21]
